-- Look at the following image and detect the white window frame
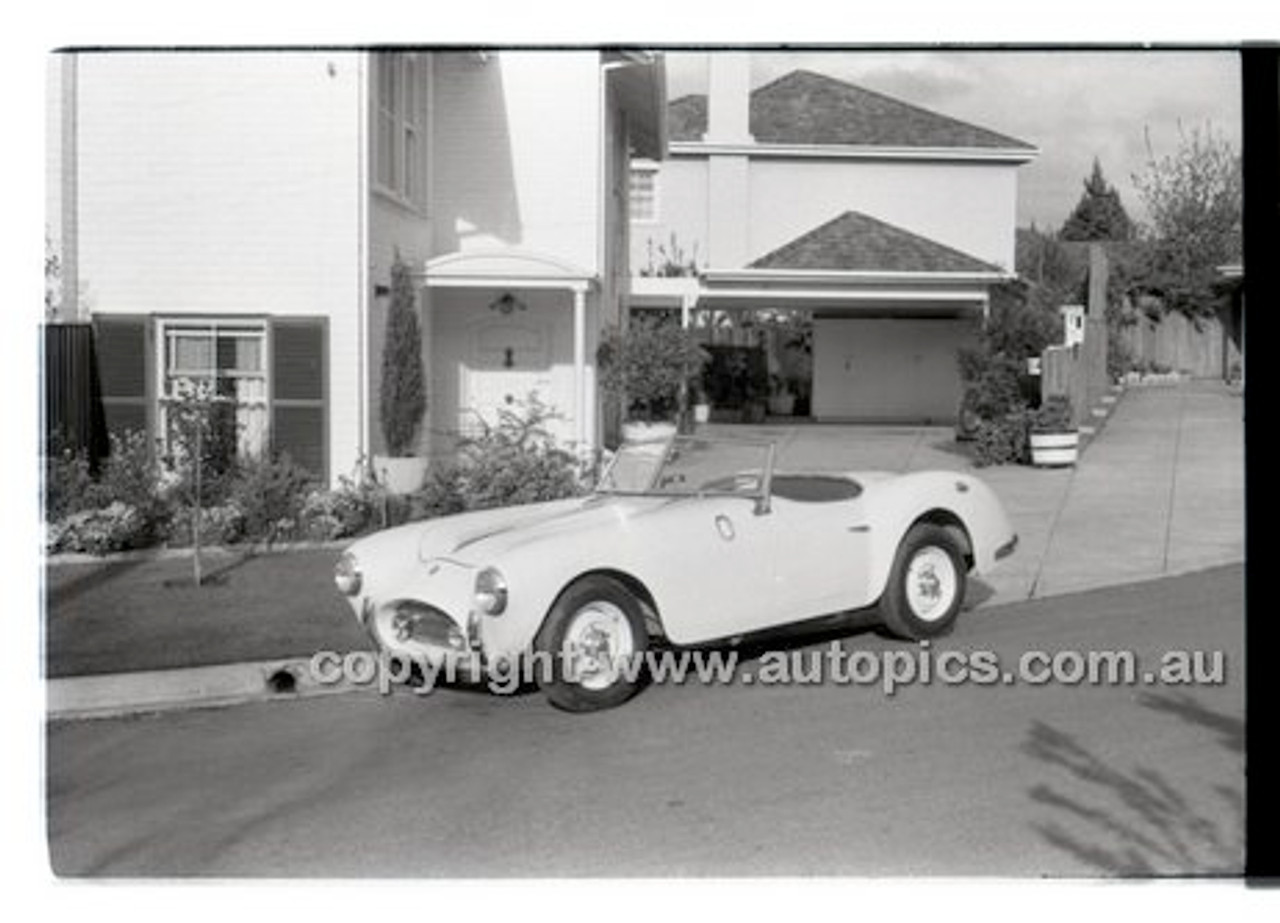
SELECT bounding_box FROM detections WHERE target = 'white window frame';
[629,160,660,224]
[155,318,270,462]
[373,52,430,211]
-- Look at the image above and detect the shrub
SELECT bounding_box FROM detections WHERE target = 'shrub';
[1031,395,1074,433]
[166,502,247,547]
[958,348,1027,422]
[1107,330,1137,382]
[45,429,168,547]
[89,430,162,509]
[44,440,95,522]
[409,464,468,521]
[410,398,588,520]
[48,502,151,555]
[299,477,384,541]
[971,411,1031,468]
[226,453,317,543]
[598,317,709,423]
[984,281,1061,361]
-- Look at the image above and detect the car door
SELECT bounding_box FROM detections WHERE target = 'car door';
[631,493,782,646]
[766,489,874,619]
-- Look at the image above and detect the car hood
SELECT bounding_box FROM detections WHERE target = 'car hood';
[417,493,675,565]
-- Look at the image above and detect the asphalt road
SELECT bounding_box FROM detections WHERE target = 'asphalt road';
[46,565,1244,878]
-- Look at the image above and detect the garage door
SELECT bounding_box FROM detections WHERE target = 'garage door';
[811,317,977,424]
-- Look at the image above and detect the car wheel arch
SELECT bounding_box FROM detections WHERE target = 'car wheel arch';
[908,508,974,571]
[540,568,665,642]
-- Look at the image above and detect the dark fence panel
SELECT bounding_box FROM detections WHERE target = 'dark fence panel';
[44,323,109,471]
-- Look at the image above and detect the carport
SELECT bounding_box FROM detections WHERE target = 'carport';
[628,210,1009,425]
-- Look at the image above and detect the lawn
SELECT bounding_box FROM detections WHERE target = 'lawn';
[44,548,373,678]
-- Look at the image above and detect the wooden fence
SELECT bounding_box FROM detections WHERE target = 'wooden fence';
[1117,309,1242,380]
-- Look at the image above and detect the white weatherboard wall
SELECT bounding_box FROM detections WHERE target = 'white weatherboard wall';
[748,159,1017,270]
[432,52,602,272]
[632,156,1018,272]
[811,317,978,423]
[73,51,365,483]
[632,157,709,275]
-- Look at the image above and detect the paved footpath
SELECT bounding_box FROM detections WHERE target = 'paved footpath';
[47,381,1245,719]
[1022,382,1243,599]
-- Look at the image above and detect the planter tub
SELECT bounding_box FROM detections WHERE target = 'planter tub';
[621,421,679,445]
[767,394,795,416]
[374,455,429,494]
[1029,431,1079,467]
[693,404,711,425]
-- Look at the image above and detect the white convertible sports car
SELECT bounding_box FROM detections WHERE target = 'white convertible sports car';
[334,436,1017,711]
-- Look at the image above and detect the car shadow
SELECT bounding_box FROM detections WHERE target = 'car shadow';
[1021,694,1244,876]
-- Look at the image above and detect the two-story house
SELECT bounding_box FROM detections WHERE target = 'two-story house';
[48,49,666,485]
[629,54,1038,423]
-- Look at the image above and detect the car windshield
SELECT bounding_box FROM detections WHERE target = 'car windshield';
[597,436,774,498]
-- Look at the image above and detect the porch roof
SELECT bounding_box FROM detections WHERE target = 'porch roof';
[423,249,596,292]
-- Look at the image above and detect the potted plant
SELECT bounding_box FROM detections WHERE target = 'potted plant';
[598,317,708,444]
[1028,395,1079,467]
[690,377,712,426]
[374,256,429,493]
[767,374,795,416]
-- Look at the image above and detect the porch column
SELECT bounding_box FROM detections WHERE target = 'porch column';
[680,292,695,328]
[572,284,588,450]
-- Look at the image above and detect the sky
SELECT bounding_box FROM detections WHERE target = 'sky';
[663,49,1242,231]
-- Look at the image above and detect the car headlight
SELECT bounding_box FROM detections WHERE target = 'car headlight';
[334,551,362,596]
[473,567,508,616]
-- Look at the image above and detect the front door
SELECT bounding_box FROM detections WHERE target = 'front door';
[462,321,552,436]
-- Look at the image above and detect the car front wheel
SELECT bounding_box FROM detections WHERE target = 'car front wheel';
[879,523,967,640]
[534,575,650,712]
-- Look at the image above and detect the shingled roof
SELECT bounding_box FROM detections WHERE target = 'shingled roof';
[749,211,1003,274]
[669,69,1034,150]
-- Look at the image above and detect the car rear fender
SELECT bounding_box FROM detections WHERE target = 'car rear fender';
[858,471,1006,601]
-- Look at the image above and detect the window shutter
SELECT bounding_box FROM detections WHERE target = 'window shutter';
[270,318,327,481]
[91,316,152,440]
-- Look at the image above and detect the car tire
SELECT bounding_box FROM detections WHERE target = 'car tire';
[879,523,967,640]
[534,575,650,712]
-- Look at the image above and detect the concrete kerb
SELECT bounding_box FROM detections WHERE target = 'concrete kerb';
[47,655,372,722]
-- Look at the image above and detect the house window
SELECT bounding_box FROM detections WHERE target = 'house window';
[158,320,269,464]
[629,163,659,223]
[374,52,428,208]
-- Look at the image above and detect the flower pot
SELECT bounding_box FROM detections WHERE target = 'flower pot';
[374,454,429,494]
[1029,431,1079,467]
[621,420,678,445]
[693,403,711,425]
[767,394,795,416]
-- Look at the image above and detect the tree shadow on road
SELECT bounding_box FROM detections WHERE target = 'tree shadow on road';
[1022,693,1243,876]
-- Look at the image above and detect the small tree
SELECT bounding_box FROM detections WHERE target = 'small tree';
[1061,159,1134,242]
[1133,123,1242,316]
[163,380,235,586]
[379,255,427,456]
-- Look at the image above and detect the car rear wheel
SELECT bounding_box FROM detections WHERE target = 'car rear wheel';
[534,575,650,712]
[879,523,967,640]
